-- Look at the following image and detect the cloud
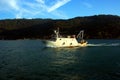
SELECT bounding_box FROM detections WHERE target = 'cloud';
[50,10,68,19]
[83,2,93,8]
[9,0,19,10]
[0,0,18,11]
[0,0,71,19]
[48,0,71,12]
[36,0,45,4]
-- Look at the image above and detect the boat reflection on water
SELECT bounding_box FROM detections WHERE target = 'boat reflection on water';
[51,48,77,66]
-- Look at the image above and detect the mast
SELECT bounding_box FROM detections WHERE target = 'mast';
[54,27,59,38]
[77,30,84,39]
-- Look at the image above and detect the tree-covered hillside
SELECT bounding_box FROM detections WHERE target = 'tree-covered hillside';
[0,15,120,39]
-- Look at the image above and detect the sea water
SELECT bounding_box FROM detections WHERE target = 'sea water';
[0,39,120,80]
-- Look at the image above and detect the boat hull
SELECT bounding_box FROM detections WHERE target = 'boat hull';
[42,38,87,48]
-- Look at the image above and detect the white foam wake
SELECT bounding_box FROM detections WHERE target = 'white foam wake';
[45,43,120,48]
[87,43,120,47]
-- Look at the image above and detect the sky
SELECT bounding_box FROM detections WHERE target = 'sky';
[0,0,120,19]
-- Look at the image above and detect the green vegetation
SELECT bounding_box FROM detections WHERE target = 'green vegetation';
[0,15,120,39]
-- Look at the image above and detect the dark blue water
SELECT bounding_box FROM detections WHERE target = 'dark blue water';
[0,39,120,80]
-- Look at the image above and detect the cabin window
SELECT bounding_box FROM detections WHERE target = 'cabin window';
[70,43,72,45]
[62,42,65,45]
[60,39,61,40]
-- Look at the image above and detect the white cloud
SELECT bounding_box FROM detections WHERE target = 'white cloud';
[16,12,22,19]
[9,0,19,10]
[48,0,71,12]
[83,2,93,8]
[36,0,45,4]
[0,0,17,11]
[50,10,68,19]
[0,0,71,19]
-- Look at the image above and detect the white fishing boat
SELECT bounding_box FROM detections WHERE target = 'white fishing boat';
[42,28,87,47]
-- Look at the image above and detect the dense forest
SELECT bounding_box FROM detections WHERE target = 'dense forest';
[0,15,120,40]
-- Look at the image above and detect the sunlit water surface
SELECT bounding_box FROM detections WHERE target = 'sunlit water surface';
[0,39,120,80]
